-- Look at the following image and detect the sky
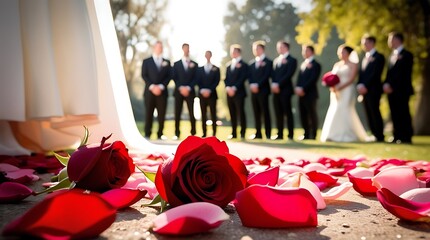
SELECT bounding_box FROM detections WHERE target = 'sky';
[162,0,312,66]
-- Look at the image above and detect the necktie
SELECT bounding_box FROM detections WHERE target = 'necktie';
[205,65,211,74]
[390,51,398,66]
[277,55,283,67]
[362,54,369,69]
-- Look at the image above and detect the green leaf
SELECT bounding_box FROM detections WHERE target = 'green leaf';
[79,125,89,147]
[53,152,70,167]
[135,164,156,183]
[34,177,73,195]
[142,194,162,207]
[142,194,169,213]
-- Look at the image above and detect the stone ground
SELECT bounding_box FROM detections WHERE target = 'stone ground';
[1,141,429,240]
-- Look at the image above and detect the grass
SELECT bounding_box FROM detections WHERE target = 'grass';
[137,120,430,161]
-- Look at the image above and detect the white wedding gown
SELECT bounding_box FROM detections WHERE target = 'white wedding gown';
[0,0,175,155]
[320,63,369,142]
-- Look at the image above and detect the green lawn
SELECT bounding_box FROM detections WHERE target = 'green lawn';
[137,120,430,161]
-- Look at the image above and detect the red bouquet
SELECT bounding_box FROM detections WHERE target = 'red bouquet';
[322,72,340,87]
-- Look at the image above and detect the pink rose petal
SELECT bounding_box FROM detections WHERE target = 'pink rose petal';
[399,188,430,203]
[377,188,430,222]
[152,202,229,235]
[303,162,328,172]
[5,169,39,183]
[247,166,279,186]
[0,182,34,203]
[234,185,317,228]
[322,182,353,200]
[2,189,116,239]
[102,188,147,210]
[279,173,326,209]
[372,166,420,196]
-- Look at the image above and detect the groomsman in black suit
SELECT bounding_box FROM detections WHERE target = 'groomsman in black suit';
[141,41,171,140]
[197,50,220,137]
[357,35,385,142]
[248,40,273,140]
[271,40,297,140]
[172,43,198,139]
[383,32,414,144]
[295,45,321,140]
[225,44,249,139]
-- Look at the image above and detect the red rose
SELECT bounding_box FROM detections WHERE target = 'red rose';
[155,136,248,208]
[67,135,135,192]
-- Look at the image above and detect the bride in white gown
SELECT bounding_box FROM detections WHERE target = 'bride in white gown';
[320,45,370,142]
[0,0,174,155]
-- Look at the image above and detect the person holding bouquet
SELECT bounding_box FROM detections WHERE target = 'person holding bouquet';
[320,45,370,142]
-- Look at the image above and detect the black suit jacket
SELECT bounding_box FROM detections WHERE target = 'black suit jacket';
[384,49,414,96]
[272,55,297,96]
[296,59,321,99]
[224,59,249,98]
[197,65,220,99]
[141,57,171,96]
[248,57,273,96]
[358,51,385,95]
[172,59,198,97]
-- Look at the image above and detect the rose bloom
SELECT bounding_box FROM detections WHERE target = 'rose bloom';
[155,136,248,208]
[67,135,135,192]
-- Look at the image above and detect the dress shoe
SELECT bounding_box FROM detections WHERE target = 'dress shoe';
[202,134,207,138]
[287,136,294,141]
[270,135,283,140]
[297,135,309,141]
[157,135,167,140]
[227,134,237,140]
[248,134,262,140]
[172,135,179,140]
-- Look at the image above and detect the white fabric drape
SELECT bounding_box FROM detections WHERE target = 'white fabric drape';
[0,0,175,155]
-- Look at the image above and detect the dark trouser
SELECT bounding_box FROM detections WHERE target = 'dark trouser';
[388,93,413,142]
[227,95,246,137]
[174,94,196,137]
[273,93,294,139]
[299,96,318,139]
[200,96,217,136]
[251,93,271,138]
[144,92,167,138]
[363,92,384,141]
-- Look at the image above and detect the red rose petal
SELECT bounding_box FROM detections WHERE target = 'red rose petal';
[0,182,34,203]
[247,166,279,187]
[2,189,116,239]
[234,185,317,228]
[306,171,338,190]
[101,188,147,210]
[152,202,229,235]
[347,173,377,196]
[377,188,430,222]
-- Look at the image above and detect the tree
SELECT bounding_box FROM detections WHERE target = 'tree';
[223,0,301,62]
[110,0,168,120]
[296,0,430,135]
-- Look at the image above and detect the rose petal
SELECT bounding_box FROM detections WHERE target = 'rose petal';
[2,189,116,239]
[400,188,430,203]
[234,185,317,228]
[0,182,34,203]
[247,166,279,186]
[279,173,326,209]
[372,166,420,196]
[322,182,353,200]
[306,171,338,190]
[102,188,147,210]
[5,169,39,184]
[377,188,430,222]
[303,163,328,172]
[347,168,377,196]
[0,163,20,172]
[152,202,229,235]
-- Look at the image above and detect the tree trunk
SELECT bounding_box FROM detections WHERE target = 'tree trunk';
[414,0,430,135]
